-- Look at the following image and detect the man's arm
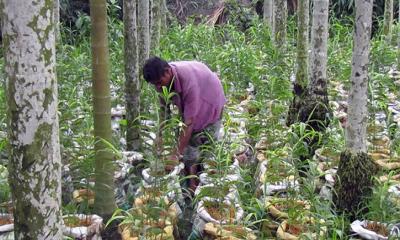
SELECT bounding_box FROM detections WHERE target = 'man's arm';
[175,118,194,157]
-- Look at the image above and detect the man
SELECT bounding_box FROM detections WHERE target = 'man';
[143,56,226,191]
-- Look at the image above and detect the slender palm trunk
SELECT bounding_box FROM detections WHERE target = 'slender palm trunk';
[124,0,141,151]
[3,0,62,238]
[90,0,117,217]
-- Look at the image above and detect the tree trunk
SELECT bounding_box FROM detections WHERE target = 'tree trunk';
[286,0,309,125]
[90,0,117,217]
[151,0,162,53]
[310,0,329,94]
[263,0,274,33]
[346,0,372,153]
[3,1,62,238]
[334,0,378,219]
[300,0,331,132]
[138,0,150,66]
[288,0,331,128]
[296,0,309,92]
[124,0,141,151]
[161,0,168,33]
[274,0,287,49]
[54,0,61,41]
[383,0,393,43]
[287,0,331,177]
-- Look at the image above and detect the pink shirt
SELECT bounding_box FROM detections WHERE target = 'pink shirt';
[169,61,226,132]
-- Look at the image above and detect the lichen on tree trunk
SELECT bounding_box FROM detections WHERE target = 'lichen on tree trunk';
[3,0,62,238]
[333,150,379,219]
[286,0,309,127]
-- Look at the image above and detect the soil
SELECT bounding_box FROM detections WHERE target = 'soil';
[0,218,13,225]
[274,203,288,212]
[365,222,389,237]
[272,199,306,212]
[168,0,253,23]
[63,216,92,228]
[204,201,235,221]
[287,223,306,236]
[223,225,247,235]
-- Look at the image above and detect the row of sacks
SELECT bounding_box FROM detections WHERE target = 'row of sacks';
[254,157,299,198]
[189,89,258,239]
[253,132,332,239]
[226,83,258,167]
[366,111,400,171]
[191,159,257,239]
[254,154,329,239]
[119,162,185,240]
[71,151,145,208]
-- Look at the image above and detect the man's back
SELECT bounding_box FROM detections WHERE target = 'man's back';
[170,61,226,131]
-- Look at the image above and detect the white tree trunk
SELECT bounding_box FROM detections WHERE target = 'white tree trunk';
[151,0,162,52]
[383,0,393,42]
[138,0,150,66]
[124,0,141,150]
[3,0,62,239]
[263,0,274,33]
[310,0,329,93]
[346,0,373,153]
[274,0,287,48]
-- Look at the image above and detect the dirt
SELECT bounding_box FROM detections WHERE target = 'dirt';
[168,0,253,23]
[204,201,235,221]
[365,222,389,237]
[0,218,13,225]
[223,225,247,235]
[63,216,92,228]
[274,203,288,212]
[287,223,306,236]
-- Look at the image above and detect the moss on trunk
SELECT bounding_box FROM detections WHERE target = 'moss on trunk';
[333,150,379,220]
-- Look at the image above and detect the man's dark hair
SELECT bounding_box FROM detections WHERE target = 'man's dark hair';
[143,56,170,83]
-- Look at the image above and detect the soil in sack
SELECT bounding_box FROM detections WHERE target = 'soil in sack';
[203,201,235,222]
